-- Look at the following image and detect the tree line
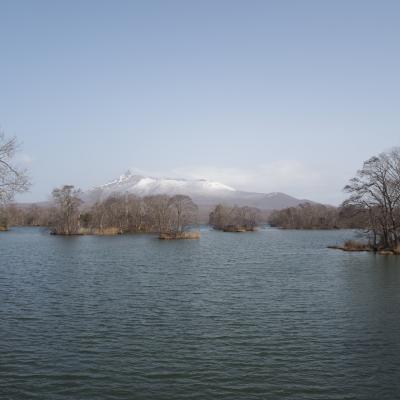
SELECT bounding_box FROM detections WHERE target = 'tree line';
[268,203,366,230]
[6,191,263,235]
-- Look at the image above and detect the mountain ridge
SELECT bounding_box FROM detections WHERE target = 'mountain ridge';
[84,171,312,210]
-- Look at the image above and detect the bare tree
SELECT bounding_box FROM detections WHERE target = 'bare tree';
[343,148,400,250]
[0,131,30,205]
[169,195,198,233]
[209,204,229,229]
[51,185,82,235]
[143,195,173,233]
[125,194,145,232]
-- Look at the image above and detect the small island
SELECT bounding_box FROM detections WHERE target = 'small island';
[26,186,201,240]
[209,204,261,232]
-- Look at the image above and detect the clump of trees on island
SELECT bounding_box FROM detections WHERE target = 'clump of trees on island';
[209,204,261,232]
[49,186,199,239]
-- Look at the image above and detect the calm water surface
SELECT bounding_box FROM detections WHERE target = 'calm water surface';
[1,227,400,399]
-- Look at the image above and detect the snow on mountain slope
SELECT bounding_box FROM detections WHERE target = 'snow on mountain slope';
[84,170,311,210]
[96,171,236,196]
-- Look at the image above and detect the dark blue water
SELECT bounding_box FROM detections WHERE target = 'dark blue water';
[1,227,400,399]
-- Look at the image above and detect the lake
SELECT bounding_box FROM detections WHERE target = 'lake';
[1,227,400,399]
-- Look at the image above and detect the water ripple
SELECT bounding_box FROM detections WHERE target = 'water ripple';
[1,227,400,399]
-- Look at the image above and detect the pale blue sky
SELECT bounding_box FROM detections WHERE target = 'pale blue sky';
[1,0,399,204]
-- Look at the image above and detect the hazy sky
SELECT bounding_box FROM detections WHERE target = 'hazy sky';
[1,0,399,204]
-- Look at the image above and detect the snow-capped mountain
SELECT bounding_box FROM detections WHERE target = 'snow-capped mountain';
[97,171,236,196]
[84,171,311,210]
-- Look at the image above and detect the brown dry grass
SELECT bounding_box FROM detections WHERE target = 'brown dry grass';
[92,227,121,236]
[343,240,371,251]
[159,231,200,240]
